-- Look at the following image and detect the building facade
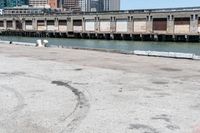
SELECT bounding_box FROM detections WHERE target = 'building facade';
[63,0,80,11]
[1,0,120,11]
[48,0,58,8]
[83,0,120,12]
[79,0,87,11]
[0,0,6,8]
[6,0,27,7]
[108,0,120,11]
[89,0,104,11]
[29,0,48,7]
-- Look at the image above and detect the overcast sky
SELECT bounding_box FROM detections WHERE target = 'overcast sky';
[121,0,200,10]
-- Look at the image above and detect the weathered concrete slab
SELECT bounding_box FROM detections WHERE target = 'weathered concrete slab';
[0,44,200,133]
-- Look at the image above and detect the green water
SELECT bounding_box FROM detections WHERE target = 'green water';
[0,36,200,55]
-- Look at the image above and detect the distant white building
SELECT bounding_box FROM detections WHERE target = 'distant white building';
[79,0,120,12]
[29,0,49,8]
[0,9,3,15]
[61,0,120,12]
[79,0,88,12]
[108,0,120,11]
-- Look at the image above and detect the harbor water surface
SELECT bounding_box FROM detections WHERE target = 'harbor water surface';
[0,36,200,55]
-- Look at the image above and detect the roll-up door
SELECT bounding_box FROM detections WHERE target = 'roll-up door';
[134,19,146,33]
[7,21,13,29]
[0,21,4,29]
[58,20,67,32]
[25,20,33,30]
[116,19,128,32]
[47,20,57,31]
[100,20,110,32]
[85,20,95,32]
[37,20,46,31]
[153,18,167,32]
[73,20,82,32]
[174,18,190,33]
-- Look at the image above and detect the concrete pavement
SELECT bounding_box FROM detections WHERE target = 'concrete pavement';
[0,44,200,133]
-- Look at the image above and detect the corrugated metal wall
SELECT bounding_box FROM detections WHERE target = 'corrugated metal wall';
[116,19,128,32]
[37,20,46,31]
[100,20,110,32]
[85,20,95,32]
[134,19,146,33]
[58,20,67,32]
[174,18,190,33]
[153,18,167,31]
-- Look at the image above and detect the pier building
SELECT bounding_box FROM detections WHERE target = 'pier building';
[1,7,200,42]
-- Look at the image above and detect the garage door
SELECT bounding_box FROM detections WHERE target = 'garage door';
[100,20,110,32]
[174,18,190,34]
[116,19,128,32]
[85,20,95,31]
[134,19,146,33]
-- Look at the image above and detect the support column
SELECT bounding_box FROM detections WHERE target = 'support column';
[33,18,37,31]
[95,17,100,32]
[127,16,133,33]
[190,14,198,34]
[67,17,73,32]
[22,18,26,31]
[167,15,174,34]
[146,15,153,33]
[44,18,47,31]
[82,17,85,32]
[13,19,16,30]
[110,16,116,33]
[4,19,6,30]
[55,18,59,31]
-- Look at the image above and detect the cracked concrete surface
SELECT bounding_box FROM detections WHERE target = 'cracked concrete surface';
[0,44,200,133]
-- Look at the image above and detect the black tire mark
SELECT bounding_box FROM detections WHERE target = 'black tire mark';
[51,81,90,133]
[1,85,26,116]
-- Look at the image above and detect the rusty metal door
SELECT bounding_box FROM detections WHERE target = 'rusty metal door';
[153,18,167,31]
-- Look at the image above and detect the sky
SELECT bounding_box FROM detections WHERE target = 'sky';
[121,0,200,10]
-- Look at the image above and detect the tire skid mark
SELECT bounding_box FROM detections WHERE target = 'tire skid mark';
[51,81,90,133]
[1,85,26,114]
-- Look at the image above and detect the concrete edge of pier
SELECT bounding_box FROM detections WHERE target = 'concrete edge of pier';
[0,40,199,60]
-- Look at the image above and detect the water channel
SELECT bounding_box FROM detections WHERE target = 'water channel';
[0,36,200,55]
